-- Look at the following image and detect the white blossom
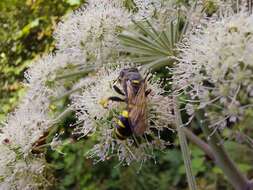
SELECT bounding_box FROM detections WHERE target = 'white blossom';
[0,52,79,188]
[174,11,253,128]
[54,0,131,66]
[71,66,125,137]
[2,52,82,154]
[2,89,51,154]
[133,0,161,20]
[0,134,52,190]
[25,52,86,97]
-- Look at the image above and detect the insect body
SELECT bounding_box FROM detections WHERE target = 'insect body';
[107,68,151,140]
[114,110,132,140]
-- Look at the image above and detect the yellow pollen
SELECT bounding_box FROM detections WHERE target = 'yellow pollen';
[99,98,109,108]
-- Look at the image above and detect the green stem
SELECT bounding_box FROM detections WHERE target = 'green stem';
[51,107,73,124]
[147,57,174,71]
[196,113,252,190]
[173,95,197,190]
[55,67,94,80]
[179,0,198,41]
[51,85,84,102]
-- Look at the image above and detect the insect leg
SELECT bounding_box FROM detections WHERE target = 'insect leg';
[112,85,125,96]
[99,96,125,108]
[145,89,151,97]
[108,96,125,102]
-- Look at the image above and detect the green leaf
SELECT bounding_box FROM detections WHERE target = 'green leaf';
[212,167,223,174]
[191,157,205,174]
[14,18,40,40]
[119,18,182,71]
[191,147,205,157]
[238,163,252,172]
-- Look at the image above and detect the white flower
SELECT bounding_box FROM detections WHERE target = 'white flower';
[174,11,253,128]
[0,140,16,177]
[133,0,161,20]
[0,151,51,190]
[0,133,52,190]
[0,51,80,188]
[54,0,130,66]
[2,53,78,154]
[1,87,51,154]
[25,52,86,96]
[71,66,124,137]
[71,66,174,164]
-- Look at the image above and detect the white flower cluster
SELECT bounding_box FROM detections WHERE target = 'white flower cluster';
[71,66,174,165]
[6,52,85,154]
[1,89,50,154]
[133,0,188,30]
[174,11,253,128]
[0,142,51,190]
[0,53,74,189]
[0,57,55,190]
[54,0,131,66]
[133,0,161,20]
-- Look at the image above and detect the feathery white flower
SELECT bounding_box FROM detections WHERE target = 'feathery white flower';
[0,134,52,190]
[174,11,253,128]
[71,66,124,137]
[54,0,130,66]
[25,52,86,96]
[0,140,16,177]
[133,0,162,21]
[3,52,82,154]
[2,88,51,154]
[0,52,80,188]
[0,148,52,190]
[71,66,174,164]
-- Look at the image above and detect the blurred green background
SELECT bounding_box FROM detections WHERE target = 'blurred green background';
[1,0,252,189]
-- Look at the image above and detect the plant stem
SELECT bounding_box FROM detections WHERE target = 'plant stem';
[51,85,84,102]
[55,67,94,80]
[173,94,197,190]
[179,0,198,41]
[196,113,252,190]
[51,107,74,124]
[182,127,214,160]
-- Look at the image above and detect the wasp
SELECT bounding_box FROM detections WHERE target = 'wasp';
[102,68,151,140]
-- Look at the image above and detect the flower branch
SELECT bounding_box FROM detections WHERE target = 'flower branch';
[173,93,197,190]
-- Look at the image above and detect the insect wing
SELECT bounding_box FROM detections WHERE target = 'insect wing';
[127,81,148,136]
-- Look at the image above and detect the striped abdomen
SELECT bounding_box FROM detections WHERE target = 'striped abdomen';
[114,110,132,140]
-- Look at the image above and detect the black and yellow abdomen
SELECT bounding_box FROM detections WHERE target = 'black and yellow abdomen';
[114,110,132,140]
